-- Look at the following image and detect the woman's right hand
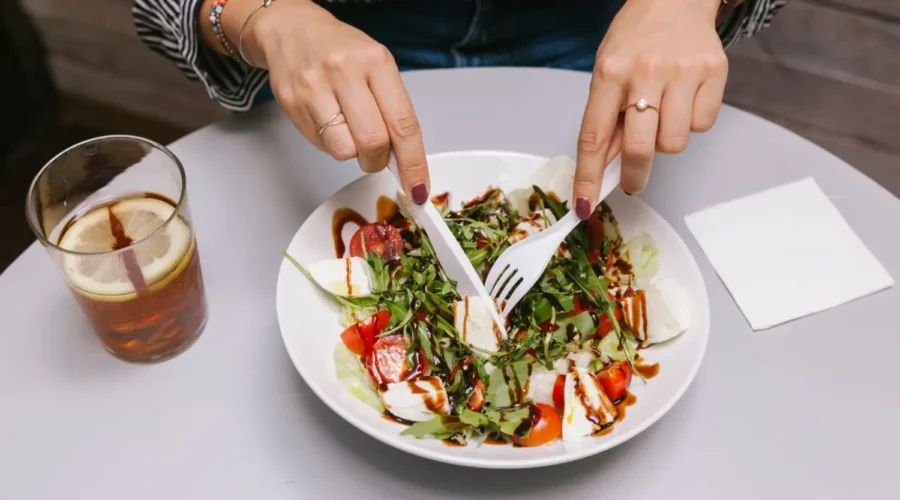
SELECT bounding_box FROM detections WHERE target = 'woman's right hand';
[244,1,431,204]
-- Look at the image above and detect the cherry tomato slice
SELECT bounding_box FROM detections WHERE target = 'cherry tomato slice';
[368,334,426,385]
[467,379,485,412]
[349,222,404,261]
[596,361,632,403]
[340,326,366,356]
[515,403,562,447]
[552,375,566,413]
[585,215,605,251]
[356,310,391,354]
[597,307,624,337]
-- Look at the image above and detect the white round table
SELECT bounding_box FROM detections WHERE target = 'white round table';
[1,68,898,499]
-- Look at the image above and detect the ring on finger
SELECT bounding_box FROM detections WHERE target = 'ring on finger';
[622,98,659,113]
[317,112,347,136]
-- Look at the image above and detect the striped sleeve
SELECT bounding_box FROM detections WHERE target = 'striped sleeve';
[719,0,789,50]
[132,0,269,111]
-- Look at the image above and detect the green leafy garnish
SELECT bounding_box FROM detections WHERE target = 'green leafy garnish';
[288,181,652,445]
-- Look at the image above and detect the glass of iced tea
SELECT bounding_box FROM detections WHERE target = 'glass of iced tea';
[25,135,208,363]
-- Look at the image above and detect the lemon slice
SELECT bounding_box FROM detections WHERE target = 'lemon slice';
[59,197,192,298]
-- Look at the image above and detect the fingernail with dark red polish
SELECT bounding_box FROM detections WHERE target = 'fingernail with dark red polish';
[411,184,428,205]
[575,198,591,220]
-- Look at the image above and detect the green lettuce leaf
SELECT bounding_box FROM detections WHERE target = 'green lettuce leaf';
[497,406,532,436]
[400,417,452,439]
[460,409,490,427]
[555,311,596,340]
[626,232,660,287]
[486,366,512,408]
[333,344,383,412]
[597,329,628,362]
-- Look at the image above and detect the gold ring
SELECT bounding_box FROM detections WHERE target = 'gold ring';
[623,98,659,113]
[317,112,347,136]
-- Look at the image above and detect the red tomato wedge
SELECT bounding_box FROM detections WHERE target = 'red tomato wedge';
[515,403,562,447]
[358,310,391,352]
[349,222,404,261]
[585,215,605,251]
[340,310,391,356]
[467,379,485,412]
[552,375,566,413]
[568,295,592,317]
[368,334,422,385]
[596,361,632,403]
[598,307,624,337]
[340,328,366,356]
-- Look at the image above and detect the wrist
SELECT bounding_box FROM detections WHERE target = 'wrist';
[244,0,333,68]
[699,0,724,24]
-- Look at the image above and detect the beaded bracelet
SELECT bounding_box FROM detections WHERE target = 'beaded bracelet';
[209,0,239,59]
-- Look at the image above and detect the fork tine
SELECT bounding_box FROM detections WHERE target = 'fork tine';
[503,283,529,316]
[492,268,518,301]
[502,275,525,303]
[485,262,510,296]
[484,260,509,295]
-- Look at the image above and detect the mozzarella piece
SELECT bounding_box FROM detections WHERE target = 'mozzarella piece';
[551,358,569,375]
[508,209,557,244]
[453,296,505,355]
[308,257,375,297]
[380,376,450,422]
[645,279,691,344]
[507,187,532,217]
[621,280,691,345]
[525,366,559,406]
[509,155,576,219]
[530,155,576,206]
[566,350,596,369]
[562,368,618,441]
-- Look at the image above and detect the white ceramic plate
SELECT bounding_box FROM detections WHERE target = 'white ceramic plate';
[276,151,710,469]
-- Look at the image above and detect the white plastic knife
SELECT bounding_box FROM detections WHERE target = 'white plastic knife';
[387,155,509,340]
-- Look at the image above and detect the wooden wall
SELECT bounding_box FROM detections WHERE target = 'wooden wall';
[20,0,900,194]
[23,0,228,130]
[725,0,900,194]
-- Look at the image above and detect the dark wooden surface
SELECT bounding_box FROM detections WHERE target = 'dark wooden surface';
[0,96,188,273]
[2,0,899,272]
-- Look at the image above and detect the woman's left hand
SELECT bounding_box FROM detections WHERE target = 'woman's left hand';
[572,0,728,219]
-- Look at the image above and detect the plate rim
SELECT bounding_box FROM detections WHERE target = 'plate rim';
[276,149,711,469]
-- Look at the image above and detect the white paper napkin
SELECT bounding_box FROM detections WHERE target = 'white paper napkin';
[685,177,893,330]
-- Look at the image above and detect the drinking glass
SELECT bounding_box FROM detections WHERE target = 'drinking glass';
[25,135,208,363]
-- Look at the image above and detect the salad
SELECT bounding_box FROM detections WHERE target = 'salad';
[286,156,690,447]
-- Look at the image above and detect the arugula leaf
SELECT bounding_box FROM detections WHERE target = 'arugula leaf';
[460,409,490,427]
[511,360,532,398]
[533,185,567,220]
[532,297,554,323]
[555,311,596,340]
[556,294,575,313]
[366,253,389,292]
[486,366,512,408]
[416,322,434,369]
[497,406,532,436]
[401,417,452,439]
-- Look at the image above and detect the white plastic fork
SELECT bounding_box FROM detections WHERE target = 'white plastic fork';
[485,158,622,317]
